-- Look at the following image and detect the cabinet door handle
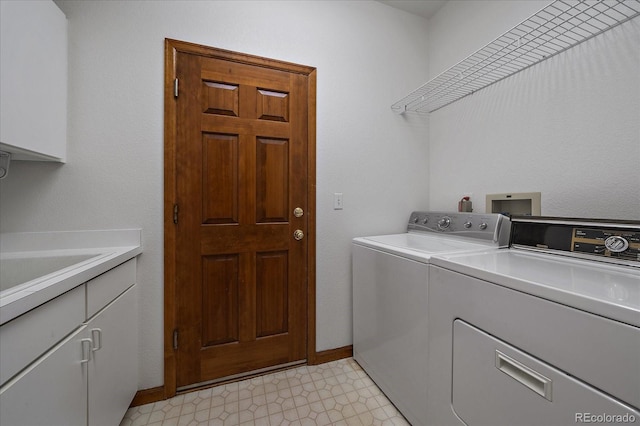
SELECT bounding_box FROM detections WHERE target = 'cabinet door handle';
[91,328,102,352]
[81,338,93,363]
[495,350,552,401]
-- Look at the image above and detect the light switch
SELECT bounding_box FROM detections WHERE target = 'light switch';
[334,193,343,210]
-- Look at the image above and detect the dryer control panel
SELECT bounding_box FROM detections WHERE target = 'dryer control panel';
[511,216,640,267]
[572,228,640,263]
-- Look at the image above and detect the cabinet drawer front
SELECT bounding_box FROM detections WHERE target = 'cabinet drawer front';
[0,284,85,385]
[86,258,135,319]
[452,320,639,426]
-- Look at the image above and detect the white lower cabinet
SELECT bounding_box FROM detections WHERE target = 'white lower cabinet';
[0,261,138,426]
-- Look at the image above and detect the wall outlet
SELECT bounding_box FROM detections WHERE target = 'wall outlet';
[333,193,343,210]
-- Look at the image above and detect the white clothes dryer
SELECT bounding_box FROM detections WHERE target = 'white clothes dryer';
[427,216,640,426]
[352,211,511,425]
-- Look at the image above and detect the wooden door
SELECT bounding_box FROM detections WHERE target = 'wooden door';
[168,41,315,389]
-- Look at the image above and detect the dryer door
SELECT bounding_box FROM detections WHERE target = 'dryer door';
[452,320,639,426]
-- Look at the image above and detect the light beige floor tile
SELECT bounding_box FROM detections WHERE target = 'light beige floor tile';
[120,358,410,426]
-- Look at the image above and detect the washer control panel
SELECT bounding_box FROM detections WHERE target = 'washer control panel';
[408,211,511,246]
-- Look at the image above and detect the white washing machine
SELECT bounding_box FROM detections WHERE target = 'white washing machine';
[427,216,640,426]
[352,211,511,426]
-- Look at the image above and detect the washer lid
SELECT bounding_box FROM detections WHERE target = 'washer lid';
[431,249,640,327]
[353,233,498,263]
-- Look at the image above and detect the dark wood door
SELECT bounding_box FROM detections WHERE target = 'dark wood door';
[172,48,312,388]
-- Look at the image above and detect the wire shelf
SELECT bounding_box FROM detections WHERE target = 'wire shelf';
[391,0,640,114]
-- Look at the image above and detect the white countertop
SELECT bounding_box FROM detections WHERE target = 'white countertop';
[431,248,640,328]
[0,229,142,325]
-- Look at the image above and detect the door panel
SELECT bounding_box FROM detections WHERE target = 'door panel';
[202,133,238,224]
[174,50,310,388]
[257,89,289,122]
[256,138,289,222]
[202,81,239,116]
[201,255,239,346]
[256,251,289,337]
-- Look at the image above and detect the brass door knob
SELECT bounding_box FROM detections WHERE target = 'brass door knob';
[294,229,304,240]
[293,207,304,218]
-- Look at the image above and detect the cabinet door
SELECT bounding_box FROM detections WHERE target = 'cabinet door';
[0,0,67,161]
[0,325,88,426]
[87,285,138,426]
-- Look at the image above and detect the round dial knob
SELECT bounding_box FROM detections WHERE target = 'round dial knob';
[479,222,488,230]
[464,221,472,229]
[605,235,629,253]
[412,217,419,223]
[437,217,451,229]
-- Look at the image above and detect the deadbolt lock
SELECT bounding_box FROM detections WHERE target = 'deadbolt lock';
[294,229,304,240]
[294,207,304,218]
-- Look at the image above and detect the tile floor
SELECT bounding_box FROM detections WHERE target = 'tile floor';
[120,358,410,426]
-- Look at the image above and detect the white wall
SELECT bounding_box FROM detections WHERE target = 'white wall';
[427,1,640,219]
[0,1,430,389]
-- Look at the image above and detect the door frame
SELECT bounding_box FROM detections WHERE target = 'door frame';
[163,38,317,398]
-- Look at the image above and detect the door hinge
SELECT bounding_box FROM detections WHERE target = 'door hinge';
[173,204,179,224]
[174,78,179,98]
[173,329,178,350]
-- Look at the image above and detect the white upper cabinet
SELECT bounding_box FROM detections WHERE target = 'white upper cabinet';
[0,0,67,162]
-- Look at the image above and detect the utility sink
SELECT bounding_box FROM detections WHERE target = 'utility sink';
[0,253,107,294]
[0,229,142,326]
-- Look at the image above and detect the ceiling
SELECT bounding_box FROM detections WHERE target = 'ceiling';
[377,0,448,20]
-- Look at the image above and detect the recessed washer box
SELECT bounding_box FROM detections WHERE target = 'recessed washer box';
[486,192,541,216]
